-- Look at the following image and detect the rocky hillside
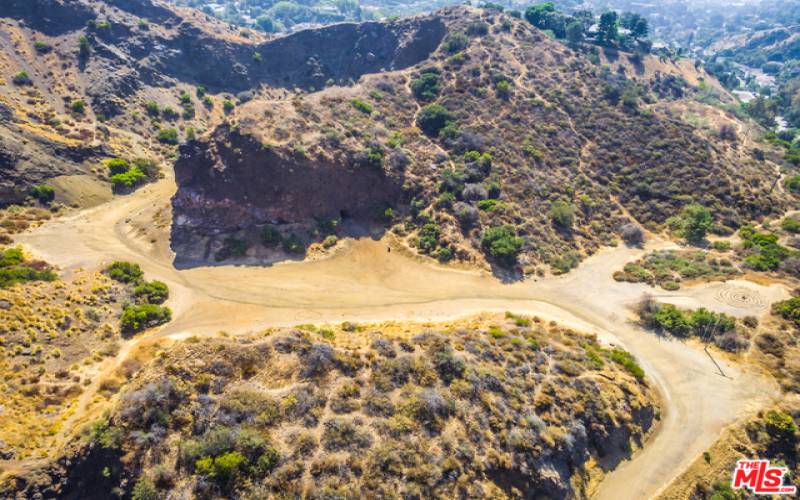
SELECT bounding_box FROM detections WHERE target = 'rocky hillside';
[0,0,442,208]
[2,315,656,499]
[169,7,789,272]
[1,1,789,271]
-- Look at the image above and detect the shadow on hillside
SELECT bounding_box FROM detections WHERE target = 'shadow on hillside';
[171,220,386,270]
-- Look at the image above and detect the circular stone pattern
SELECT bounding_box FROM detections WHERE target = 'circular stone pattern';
[714,286,767,309]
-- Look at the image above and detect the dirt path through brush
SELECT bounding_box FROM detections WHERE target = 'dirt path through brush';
[15,175,784,499]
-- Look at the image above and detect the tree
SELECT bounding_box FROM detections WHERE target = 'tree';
[524,3,555,28]
[133,280,169,304]
[678,204,712,244]
[598,11,619,46]
[565,20,584,46]
[630,15,649,40]
[481,226,523,265]
[573,9,595,31]
[524,3,566,38]
[105,261,143,283]
[416,104,454,137]
[255,15,276,32]
[410,71,440,101]
[120,304,172,334]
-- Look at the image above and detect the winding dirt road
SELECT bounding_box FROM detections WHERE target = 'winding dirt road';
[17,176,784,499]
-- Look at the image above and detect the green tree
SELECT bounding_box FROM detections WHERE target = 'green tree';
[678,204,712,244]
[416,104,454,137]
[120,304,172,335]
[565,20,584,46]
[410,71,440,101]
[481,226,524,265]
[133,280,169,304]
[598,11,619,45]
[105,261,143,283]
[524,3,566,38]
[256,15,276,32]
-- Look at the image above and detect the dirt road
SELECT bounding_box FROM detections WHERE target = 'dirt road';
[17,176,784,499]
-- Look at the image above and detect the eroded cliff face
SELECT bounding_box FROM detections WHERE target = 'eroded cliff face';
[171,126,405,265]
[161,17,447,91]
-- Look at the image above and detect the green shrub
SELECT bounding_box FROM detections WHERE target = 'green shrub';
[785,175,800,195]
[782,217,800,234]
[157,128,178,144]
[444,32,469,53]
[670,204,712,243]
[0,247,57,288]
[29,184,55,204]
[133,280,169,304]
[111,167,146,191]
[71,99,86,114]
[650,303,692,337]
[359,144,384,169]
[416,104,454,137]
[608,348,645,381]
[131,478,158,500]
[417,223,441,254]
[641,300,737,340]
[410,71,440,101]
[764,409,798,441]
[740,226,791,271]
[78,36,90,57]
[132,158,160,179]
[223,100,235,113]
[710,240,731,251]
[145,101,159,117]
[106,158,130,175]
[33,41,52,54]
[550,201,576,228]
[350,98,372,114]
[120,304,172,334]
[495,79,511,99]
[105,261,143,283]
[83,419,122,449]
[481,226,523,265]
[12,71,32,85]
[253,447,281,476]
[772,296,800,326]
[195,450,246,485]
[161,107,179,120]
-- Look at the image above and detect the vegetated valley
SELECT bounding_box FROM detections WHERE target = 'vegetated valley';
[0,0,798,499]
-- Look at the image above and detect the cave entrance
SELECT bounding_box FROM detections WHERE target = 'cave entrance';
[340,209,351,220]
